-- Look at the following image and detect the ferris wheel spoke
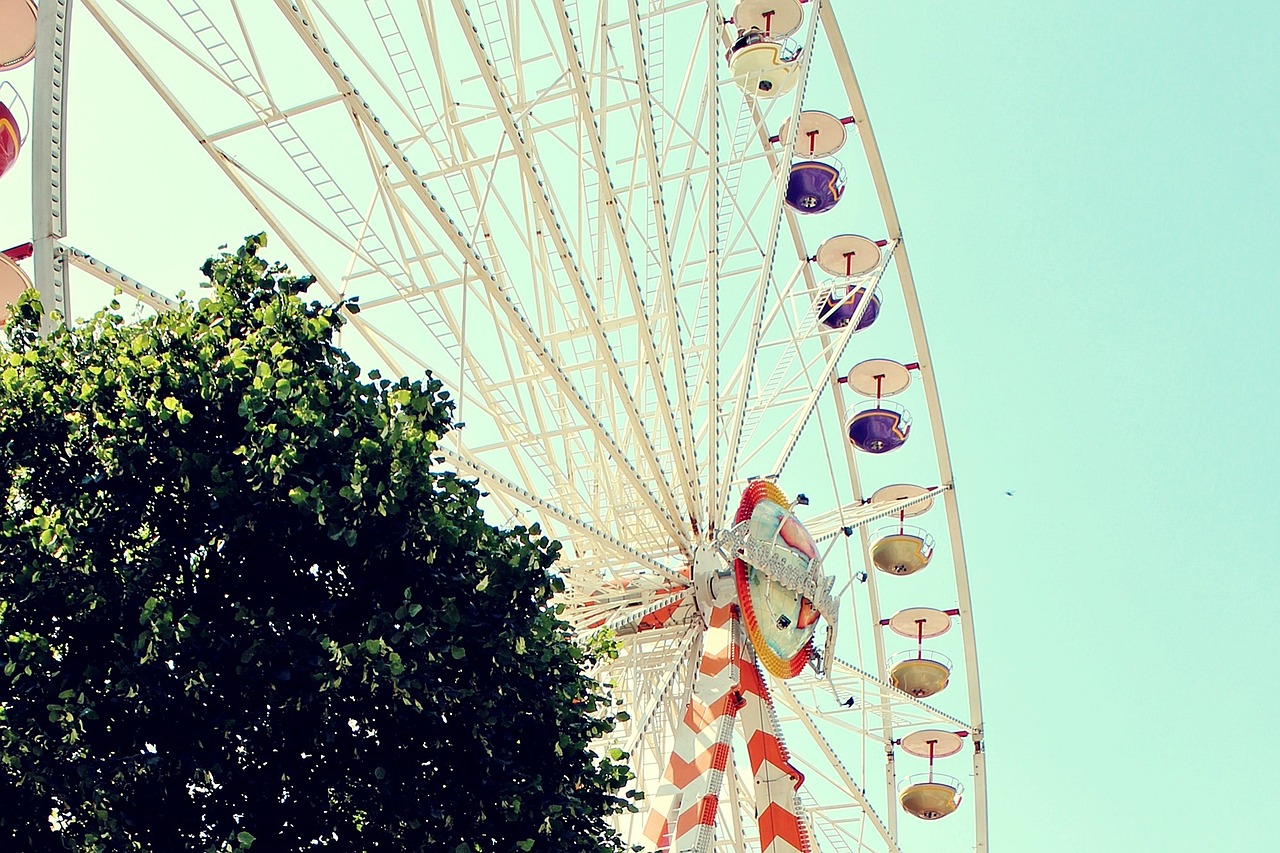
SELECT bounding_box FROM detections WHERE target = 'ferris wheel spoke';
[676,9,825,524]
[438,0,693,537]
[264,0,693,554]
[607,621,701,756]
[711,274,849,479]
[703,2,723,535]
[622,0,702,519]
[438,446,687,584]
[723,246,892,482]
[802,489,949,546]
[709,8,835,514]
[780,661,976,741]
[99,0,656,543]
[547,0,701,521]
[773,680,901,853]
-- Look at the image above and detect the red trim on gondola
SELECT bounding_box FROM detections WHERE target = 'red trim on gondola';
[3,243,33,261]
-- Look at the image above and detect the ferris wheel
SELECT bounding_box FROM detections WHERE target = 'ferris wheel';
[4,0,989,850]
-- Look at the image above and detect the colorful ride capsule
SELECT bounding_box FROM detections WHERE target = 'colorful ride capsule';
[733,480,825,679]
[888,648,952,698]
[0,0,38,71]
[817,284,879,332]
[785,159,845,214]
[729,34,802,98]
[0,97,19,181]
[898,773,964,820]
[0,251,33,327]
[846,399,911,454]
[870,525,935,576]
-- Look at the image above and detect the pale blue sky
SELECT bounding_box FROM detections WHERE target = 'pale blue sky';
[2,2,1277,850]
[856,2,1280,849]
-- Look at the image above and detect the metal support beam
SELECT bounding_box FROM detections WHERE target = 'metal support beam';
[59,244,179,312]
[32,0,73,327]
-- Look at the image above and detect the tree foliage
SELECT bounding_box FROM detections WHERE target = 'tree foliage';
[0,236,633,852]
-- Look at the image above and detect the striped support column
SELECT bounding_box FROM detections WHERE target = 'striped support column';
[644,603,743,852]
[737,655,812,853]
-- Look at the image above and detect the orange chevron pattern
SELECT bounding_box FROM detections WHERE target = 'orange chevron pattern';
[738,656,811,853]
[759,802,810,853]
[674,792,719,837]
[644,532,816,852]
[708,604,737,628]
[746,730,791,779]
[643,809,671,850]
[644,604,743,852]
[662,740,731,789]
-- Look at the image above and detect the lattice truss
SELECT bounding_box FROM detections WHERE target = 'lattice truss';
[77,2,985,851]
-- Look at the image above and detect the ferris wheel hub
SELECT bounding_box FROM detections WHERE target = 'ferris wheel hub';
[690,541,735,625]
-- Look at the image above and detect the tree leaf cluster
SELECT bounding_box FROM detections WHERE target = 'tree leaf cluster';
[0,236,633,852]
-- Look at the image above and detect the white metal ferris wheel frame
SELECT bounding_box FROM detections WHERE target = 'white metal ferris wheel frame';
[23,1,987,850]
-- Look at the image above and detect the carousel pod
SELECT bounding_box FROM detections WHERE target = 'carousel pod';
[728,35,802,97]
[845,359,913,453]
[898,728,966,818]
[813,235,883,331]
[0,93,20,181]
[785,159,846,214]
[898,773,964,820]
[0,0,38,71]
[888,648,951,698]
[846,399,911,454]
[870,525,935,576]
[816,282,879,332]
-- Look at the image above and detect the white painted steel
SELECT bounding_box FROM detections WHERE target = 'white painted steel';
[31,0,71,326]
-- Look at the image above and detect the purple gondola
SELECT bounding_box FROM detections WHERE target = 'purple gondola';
[817,285,879,332]
[847,400,911,454]
[786,160,845,214]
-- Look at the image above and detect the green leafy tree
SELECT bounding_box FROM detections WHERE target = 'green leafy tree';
[0,236,633,852]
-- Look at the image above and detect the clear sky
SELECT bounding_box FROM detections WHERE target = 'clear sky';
[2,2,1278,850]
[851,2,1280,849]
